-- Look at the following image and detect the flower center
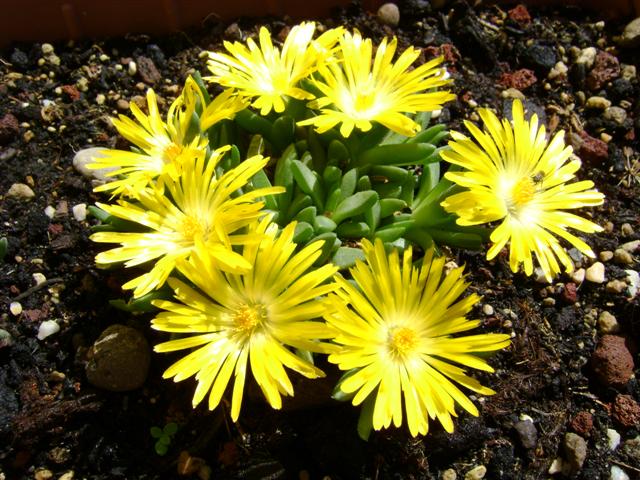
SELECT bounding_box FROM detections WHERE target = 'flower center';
[233,304,268,334]
[181,216,204,241]
[162,142,183,163]
[508,176,536,210]
[388,326,418,357]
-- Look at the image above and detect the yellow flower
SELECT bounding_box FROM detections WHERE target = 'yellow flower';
[440,99,605,281]
[206,22,342,115]
[90,147,283,297]
[325,239,510,437]
[152,217,339,421]
[89,80,245,197]
[298,31,455,137]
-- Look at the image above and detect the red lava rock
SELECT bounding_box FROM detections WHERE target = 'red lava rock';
[0,113,20,144]
[424,44,460,64]
[569,411,594,437]
[578,130,608,164]
[136,56,161,85]
[508,4,532,25]
[61,85,81,101]
[498,69,537,89]
[47,224,64,236]
[612,394,640,428]
[590,335,635,387]
[586,51,620,91]
[562,283,578,304]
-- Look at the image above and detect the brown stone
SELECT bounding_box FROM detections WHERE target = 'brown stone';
[136,56,161,85]
[562,283,578,304]
[586,51,620,91]
[508,4,531,25]
[61,85,81,101]
[590,335,635,387]
[578,130,608,165]
[569,411,594,437]
[498,69,537,90]
[0,113,20,144]
[612,394,640,428]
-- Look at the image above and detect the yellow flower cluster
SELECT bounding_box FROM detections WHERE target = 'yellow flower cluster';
[86,22,605,440]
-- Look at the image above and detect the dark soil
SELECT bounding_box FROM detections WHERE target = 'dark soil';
[1,1,639,479]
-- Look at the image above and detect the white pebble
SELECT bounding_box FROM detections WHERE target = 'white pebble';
[625,269,639,297]
[534,267,550,283]
[37,320,60,340]
[72,203,87,222]
[44,205,56,219]
[482,304,494,316]
[607,429,621,451]
[576,47,597,68]
[585,262,605,283]
[9,301,22,316]
[548,458,564,475]
[41,43,54,54]
[586,96,612,110]
[464,465,486,480]
[33,272,47,286]
[610,466,630,480]
[128,61,137,76]
[621,240,640,253]
[72,147,117,181]
[571,268,586,284]
[377,3,400,27]
[7,183,35,200]
[95,94,106,105]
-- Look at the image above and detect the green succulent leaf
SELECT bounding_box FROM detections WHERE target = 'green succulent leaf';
[313,215,337,233]
[293,221,314,244]
[379,198,407,218]
[356,143,436,167]
[292,160,324,209]
[340,168,358,198]
[331,246,366,269]
[331,190,378,225]
[336,221,371,238]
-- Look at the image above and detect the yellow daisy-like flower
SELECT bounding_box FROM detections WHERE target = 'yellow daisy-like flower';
[298,30,455,137]
[89,80,245,196]
[206,22,342,115]
[325,239,510,437]
[90,147,283,297]
[152,217,339,421]
[440,99,605,281]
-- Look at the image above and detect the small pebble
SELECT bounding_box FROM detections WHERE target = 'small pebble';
[586,96,612,109]
[33,272,46,285]
[37,320,60,340]
[542,297,556,306]
[501,88,525,100]
[571,268,586,284]
[534,267,549,283]
[0,329,13,349]
[563,433,587,474]
[600,251,614,262]
[603,106,627,125]
[7,183,35,200]
[95,94,106,105]
[377,3,400,27]
[585,262,605,283]
[72,147,117,181]
[621,223,634,236]
[464,465,486,480]
[607,428,621,451]
[116,99,130,111]
[514,419,538,449]
[575,47,597,68]
[548,458,564,475]
[598,311,620,334]
[41,43,54,54]
[614,248,634,265]
[482,304,494,316]
[606,279,627,294]
[72,203,87,221]
[9,301,22,316]
[128,61,137,76]
[34,469,53,480]
[58,472,74,480]
[548,61,568,80]
[621,65,636,81]
[610,466,630,480]
[441,469,457,480]
[621,240,640,253]
[625,269,639,297]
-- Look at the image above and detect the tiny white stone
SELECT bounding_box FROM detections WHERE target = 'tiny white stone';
[72,203,87,222]
[607,428,621,451]
[72,147,117,181]
[44,205,56,219]
[610,466,630,480]
[9,301,22,316]
[585,262,606,283]
[37,320,60,340]
[482,304,494,316]
[548,458,564,475]
[621,240,640,253]
[571,268,586,284]
[41,43,54,54]
[625,269,639,297]
[575,47,597,68]
[534,267,550,283]
[95,93,106,105]
[33,272,46,286]
[128,61,137,76]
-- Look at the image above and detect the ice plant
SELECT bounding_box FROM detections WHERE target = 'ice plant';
[299,30,455,137]
[152,217,339,420]
[91,147,283,297]
[325,239,510,437]
[89,82,245,196]
[440,99,605,281]
[206,22,342,115]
